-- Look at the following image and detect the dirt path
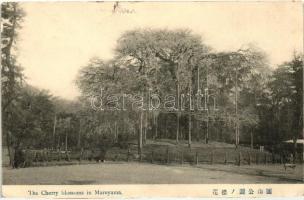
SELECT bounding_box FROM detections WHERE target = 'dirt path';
[3,162,303,184]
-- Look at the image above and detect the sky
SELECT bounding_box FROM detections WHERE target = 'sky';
[16,2,303,100]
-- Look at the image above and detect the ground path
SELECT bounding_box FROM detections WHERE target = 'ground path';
[3,162,303,184]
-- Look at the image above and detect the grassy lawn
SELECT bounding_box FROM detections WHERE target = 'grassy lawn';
[3,162,303,184]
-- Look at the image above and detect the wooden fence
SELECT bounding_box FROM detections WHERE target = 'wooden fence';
[14,146,299,168]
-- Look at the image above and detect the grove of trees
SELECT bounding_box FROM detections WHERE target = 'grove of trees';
[76,29,303,156]
[2,3,303,167]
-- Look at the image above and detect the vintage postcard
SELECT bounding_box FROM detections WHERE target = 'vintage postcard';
[1,1,303,198]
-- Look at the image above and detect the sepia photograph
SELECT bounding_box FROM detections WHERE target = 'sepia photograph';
[1,1,303,197]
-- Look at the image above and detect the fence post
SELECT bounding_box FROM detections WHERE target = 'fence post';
[248,152,251,165]
[166,147,170,164]
[139,149,142,162]
[238,151,241,166]
[210,151,214,165]
[151,150,154,164]
[256,153,259,165]
[181,150,184,165]
[127,148,130,162]
[264,154,267,165]
[57,151,61,161]
[79,149,82,162]
[196,152,199,165]
[80,151,82,162]
[224,152,227,165]
[66,151,70,162]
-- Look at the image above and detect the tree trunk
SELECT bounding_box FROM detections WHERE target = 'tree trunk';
[196,119,200,141]
[138,112,143,157]
[144,112,147,144]
[205,64,209,144]
[2,5,18,168]
[188,76,193,148]
[215,121,219,141]
[5,113,14,167]
[57,135,61,150]
[235,65,239,148]
[176,81,180,144]
[293,137,297,164]
[206,116,209,144]
[205,89,209,144]
[176,112,180,143]
[165,115,168,138]
[188,114,192,148]
[6,131,13,167]
[114,121,118,142]
[77,119,81,149]
[65,131,68,152]
[53,114,57,150]
[122,111,126,136]
[154,113,158,139]
[143,128,146,145]
[250,131,253,149]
